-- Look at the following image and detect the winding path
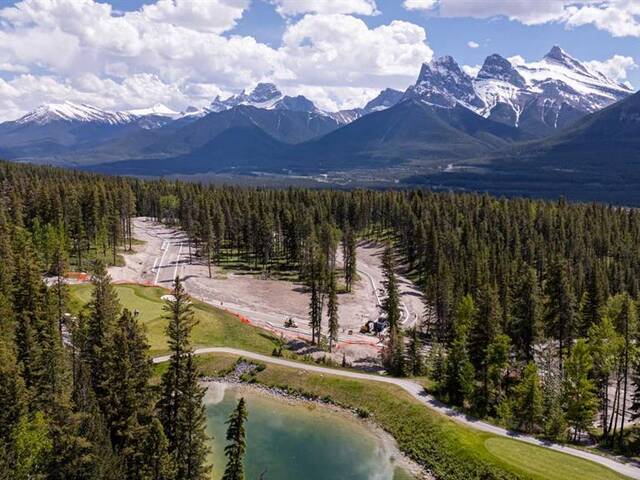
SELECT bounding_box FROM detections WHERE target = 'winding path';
[153,347,640,479]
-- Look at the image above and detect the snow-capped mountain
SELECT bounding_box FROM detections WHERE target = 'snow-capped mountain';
[363,88,404,113]
[16,102,137,126]
[210,83,321,114]
[126,103,180,119]
[328,88,404,124]
[15,101,182,128]
[405,46,634,135]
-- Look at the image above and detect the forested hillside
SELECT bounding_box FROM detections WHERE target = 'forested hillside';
[3,160,640,478]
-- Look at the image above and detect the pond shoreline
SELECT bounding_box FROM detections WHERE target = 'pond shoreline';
[202,372,432,480]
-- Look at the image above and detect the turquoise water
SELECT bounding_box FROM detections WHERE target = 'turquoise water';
[204,383,412,480]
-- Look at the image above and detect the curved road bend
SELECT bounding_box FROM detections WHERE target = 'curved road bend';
[153,347,640,480]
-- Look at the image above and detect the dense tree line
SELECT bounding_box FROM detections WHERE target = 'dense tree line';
[5,160,640,460]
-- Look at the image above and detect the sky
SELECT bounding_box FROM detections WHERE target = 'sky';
[0,0,638,121]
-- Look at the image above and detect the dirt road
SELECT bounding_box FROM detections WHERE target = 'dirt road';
[112,218,428,359]
[153,347,640,480]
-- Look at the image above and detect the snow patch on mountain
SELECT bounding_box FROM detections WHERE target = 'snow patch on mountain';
[17,102,136,126]
[126,103,180,118]
[405,46,634,132]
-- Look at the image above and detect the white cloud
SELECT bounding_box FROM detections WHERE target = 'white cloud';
[141,0,250,33]
[271,0,379,16]
[409,1,640,37]
[461,64,481,77]
[585,54,637,82]
[467,40,479,48]
[280,15,432,90]
[507,55,527,66]
[0,0,434,120]
[403,0,438,11]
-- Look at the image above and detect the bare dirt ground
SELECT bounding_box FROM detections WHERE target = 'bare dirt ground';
[107,218,425,364]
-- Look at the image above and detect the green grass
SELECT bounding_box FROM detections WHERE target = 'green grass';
[483,438,624,480]
[75,283,629,480]
[191,354,629,480]
[68,283,281,356]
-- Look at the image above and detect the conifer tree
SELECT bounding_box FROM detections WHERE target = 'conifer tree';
[327,270,339,352]
[406,328,423,376]
[174,354,210,480]
[511,266,540,361]
[545,258,576,372]
[514,362,543,433]
[86,260,121,398]
[158,277,209,479]
[564,339,598,441]
[223,397,248,480]
[101,309,154,474]
[140,418,174,480]
[381,245,405,376]
[342,228,356,293]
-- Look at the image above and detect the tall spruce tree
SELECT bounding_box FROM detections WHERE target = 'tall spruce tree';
[86,260,121,399]
[327,270,339,352]
[381,245,405,376]
[157,277,209,479]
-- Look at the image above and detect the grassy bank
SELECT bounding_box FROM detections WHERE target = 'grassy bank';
[81,284,629,480]
[191,353,629,480]
[68,283,281,356]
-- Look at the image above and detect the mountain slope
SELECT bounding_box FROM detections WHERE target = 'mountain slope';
[408,91,640,204]
[140,105,341,159]
[277,99,528,171]
[511,89,640,171]
[90,125,291,175]
[407,47,633,136]
[0,101,180,162]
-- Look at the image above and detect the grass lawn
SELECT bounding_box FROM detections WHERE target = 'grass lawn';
[79,284,629,480]
[68,283,281,356]
[190,353,630,480]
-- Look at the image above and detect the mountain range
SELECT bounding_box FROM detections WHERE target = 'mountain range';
[0,46,638,203]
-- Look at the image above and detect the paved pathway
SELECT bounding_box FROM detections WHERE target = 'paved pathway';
[153,347,640,479]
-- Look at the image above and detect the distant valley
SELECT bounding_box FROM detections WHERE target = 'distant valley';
[1,46,638,203]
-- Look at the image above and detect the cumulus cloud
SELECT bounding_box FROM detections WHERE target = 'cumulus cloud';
[585,54,637,82]
[403,1,640,37]
[467,41,479,48]
[271,0,379,16]
[507,55,527,66]
[0,0,434,120]
[280,15,433,88]
[462,64,481,77]
[403,0,438,10]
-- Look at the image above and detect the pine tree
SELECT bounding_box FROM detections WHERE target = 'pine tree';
[514,362,543,433]
[86,260,121,398]
[343,228,357,293]
[174,354,210,480]
[157,278,209,479]
[140,418,174,480]
[545,257,576,372]
[564,339,598,442]
[223,397,248,480]
[588,314,621,443]
[327,270,339,352]
[101,309,154,474]
[381,245,405,376]
[406,328,423,376]
[511,266,540,361]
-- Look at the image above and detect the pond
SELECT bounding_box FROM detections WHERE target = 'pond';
[204,382,414,480]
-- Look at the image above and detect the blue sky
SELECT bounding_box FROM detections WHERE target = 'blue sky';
[0,0,637,120]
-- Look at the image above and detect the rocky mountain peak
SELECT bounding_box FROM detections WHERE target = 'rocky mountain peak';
[364,88,403,112]
[247,83,282,103]
[408,55,484,109]
[477,54,526,88]
[543,45,589,75]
